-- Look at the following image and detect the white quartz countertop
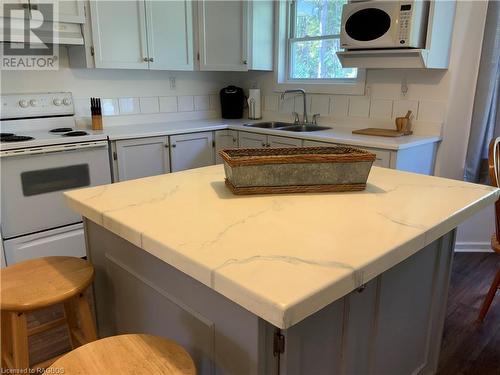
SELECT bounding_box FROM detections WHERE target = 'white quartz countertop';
[65,166,498,328]
[102,119,441,150]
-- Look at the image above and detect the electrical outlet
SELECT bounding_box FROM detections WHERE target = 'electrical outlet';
[169,76,176,90]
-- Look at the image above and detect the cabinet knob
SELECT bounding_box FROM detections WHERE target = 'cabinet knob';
[243,60,248,65]
[165,144,169,148]
[143,57,149,62]
[262,142,266,147]
[149,57,154,62]
[172,144,176,148]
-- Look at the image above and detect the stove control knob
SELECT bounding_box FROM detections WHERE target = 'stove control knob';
[53,98,62,106]
[29,99,38,107]
[62,98,72,106]
[19,99,29,108]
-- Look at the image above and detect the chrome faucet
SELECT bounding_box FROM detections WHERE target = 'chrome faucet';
[281,89,308,124]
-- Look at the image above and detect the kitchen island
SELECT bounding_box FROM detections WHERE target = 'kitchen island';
[65,165,498,375]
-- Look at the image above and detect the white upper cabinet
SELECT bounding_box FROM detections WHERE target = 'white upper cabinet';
[90,0,148,69]
[198,0,248,71]
[53,0,85,23]
[145,0,194,70]
[198,0,273,71]
[89,0,194,70]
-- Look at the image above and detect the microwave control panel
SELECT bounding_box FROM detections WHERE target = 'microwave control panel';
[398,4,412,45]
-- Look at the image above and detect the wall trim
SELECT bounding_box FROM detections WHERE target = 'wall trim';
[454,241,493,253]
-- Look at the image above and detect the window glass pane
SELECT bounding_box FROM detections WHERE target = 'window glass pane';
[294,0,347,38]
[290,38,357,79]
[21,164,90,197]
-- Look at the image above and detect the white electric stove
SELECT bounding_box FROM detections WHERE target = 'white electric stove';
[0,92,112,266]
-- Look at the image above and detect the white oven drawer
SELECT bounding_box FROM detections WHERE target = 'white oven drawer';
[3,223,86,265]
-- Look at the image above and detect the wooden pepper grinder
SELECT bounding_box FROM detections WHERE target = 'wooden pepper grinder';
[91,97,103,131]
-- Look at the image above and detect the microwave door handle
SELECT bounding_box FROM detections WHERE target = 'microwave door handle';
[0,141,108,158]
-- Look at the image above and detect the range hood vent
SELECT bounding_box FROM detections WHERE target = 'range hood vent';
[0,18,83,45]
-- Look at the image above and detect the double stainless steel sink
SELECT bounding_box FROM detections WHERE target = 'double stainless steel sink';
[243,122,330,132]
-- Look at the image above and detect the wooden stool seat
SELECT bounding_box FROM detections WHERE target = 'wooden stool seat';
[491,234,500,254]
[1,257,94,312]
[48,334,196,375]
[1,256,97,370]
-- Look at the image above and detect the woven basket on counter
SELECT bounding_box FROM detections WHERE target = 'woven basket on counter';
[219,146,376,195]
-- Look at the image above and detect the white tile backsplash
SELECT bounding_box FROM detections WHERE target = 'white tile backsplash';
[393,99,419,119]
[329,96,349,117]
[348,97,370,118]
[294,95,313,116]
[159,96,178,113]
[178,96,194,112]
[264,95,279,112]
[102,98,120,116]
[194,95,210,111]
[118,97,140,115]
[310,95,330,116]
[279,95,295,114]
[139,97,159,114]
[417,100,446,122]
[209,94,220,111]
[370,99,393,119]
[74,97,91,117]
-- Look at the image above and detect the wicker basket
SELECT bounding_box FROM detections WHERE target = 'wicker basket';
[219,146,376,195]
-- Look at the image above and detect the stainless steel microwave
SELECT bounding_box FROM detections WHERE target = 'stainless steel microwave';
[340,1,430,49]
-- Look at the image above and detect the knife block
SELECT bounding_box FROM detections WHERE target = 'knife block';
[91,114,103,131]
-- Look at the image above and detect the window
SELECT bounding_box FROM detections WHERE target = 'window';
[287,0,357,81]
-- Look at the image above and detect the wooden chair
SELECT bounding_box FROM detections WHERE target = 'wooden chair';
[478,137,500,322]
[1,256,97,370]
[47,334,196,374]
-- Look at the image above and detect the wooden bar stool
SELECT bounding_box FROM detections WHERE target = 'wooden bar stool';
[47,334,196,374]
[1,256,97,370]
[478,137,500,321]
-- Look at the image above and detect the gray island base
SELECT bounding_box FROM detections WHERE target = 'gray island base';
[86,219,455,375]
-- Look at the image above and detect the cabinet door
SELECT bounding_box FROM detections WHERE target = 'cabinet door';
[90,0,149,69]
[31,0,85,23]
[238,132,267,148]
[198,0,248,71]
[57,0,85,23]
[303,140,333,147]
[268,135,303,148]
[145,0,194,70]
[215,130,238,164]
[115,137,170,181]
[170,132,215,172]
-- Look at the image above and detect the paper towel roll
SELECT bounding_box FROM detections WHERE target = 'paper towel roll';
[247,89,262,120]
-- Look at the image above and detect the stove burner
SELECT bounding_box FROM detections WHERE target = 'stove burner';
[50,128,74,133]
[1,135,35,142]
[63,131,88,137]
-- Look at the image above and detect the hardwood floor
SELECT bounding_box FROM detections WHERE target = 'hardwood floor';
[438,252,500,375]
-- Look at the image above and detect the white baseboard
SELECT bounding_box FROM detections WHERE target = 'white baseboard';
[454,241,493,253]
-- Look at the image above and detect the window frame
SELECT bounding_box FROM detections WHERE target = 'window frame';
[274,0,366,95]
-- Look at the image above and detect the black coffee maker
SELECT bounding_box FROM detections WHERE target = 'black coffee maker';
[220,86,245,119]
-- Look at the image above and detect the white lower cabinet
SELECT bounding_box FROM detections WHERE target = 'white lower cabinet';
[239,132,302,149]
[238,132,267,148]
[170,132,215,172]
[215,130,239,164]
[302,140,331,147]
[267,135,303,148]
[114,136,170,182]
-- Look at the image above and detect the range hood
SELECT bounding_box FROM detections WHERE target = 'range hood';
[0,18,83,45]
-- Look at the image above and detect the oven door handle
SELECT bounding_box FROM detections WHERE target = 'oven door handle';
[0,141,108,157]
